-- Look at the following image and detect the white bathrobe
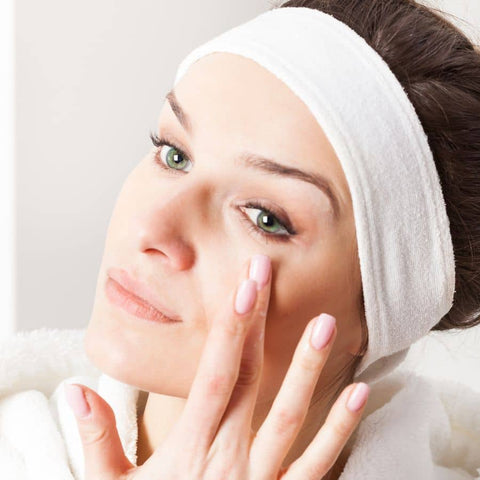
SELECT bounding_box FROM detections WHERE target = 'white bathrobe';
[0,327,479,480]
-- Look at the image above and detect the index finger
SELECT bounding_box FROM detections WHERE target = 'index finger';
[167,255,267,452]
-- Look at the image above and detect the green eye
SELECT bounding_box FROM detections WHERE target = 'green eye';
[243,207,289,236]
[159,144,192,172]
[149,132,295,243]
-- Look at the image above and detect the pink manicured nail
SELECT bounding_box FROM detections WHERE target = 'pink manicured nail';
[64,383,91,418]
[235,279,258,315]
[346,383,370,412]
[310,313,336,350]
[249,254,271,290]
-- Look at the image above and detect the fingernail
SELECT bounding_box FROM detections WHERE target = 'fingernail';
[249,254,271,290]
[64,383,91,418]
[310,313,336,350]
[346,383,370,412]
[235,279,258,315]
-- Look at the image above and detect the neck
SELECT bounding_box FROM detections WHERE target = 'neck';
[136,392,185,466]
[136,381,351,475]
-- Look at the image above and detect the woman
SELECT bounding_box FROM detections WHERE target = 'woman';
[80,31,370,480]
[2,0,480,479]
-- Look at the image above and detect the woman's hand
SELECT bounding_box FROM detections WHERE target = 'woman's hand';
[65,254,370,480]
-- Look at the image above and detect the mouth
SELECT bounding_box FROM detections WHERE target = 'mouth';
[105,267,182,324]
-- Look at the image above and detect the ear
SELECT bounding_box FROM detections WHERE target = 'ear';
[345,310,368,358]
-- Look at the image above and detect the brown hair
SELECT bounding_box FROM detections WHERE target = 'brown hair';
[274,0,480,402]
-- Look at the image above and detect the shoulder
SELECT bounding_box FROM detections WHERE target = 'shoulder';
[338,369,480,479]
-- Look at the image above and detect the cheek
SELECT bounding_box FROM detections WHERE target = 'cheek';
[257,314,306,404]
[256,251,348,403]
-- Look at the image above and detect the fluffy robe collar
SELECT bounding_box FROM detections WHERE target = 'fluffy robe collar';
[0,328,479,480]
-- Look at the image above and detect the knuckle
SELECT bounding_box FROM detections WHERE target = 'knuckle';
[330,418,353,439]
[298,353,322,373]
[273,408,303,437]
[82,425,110,447]
[203,372,233,397]
[223,318,248,339]
[305,459,332,479]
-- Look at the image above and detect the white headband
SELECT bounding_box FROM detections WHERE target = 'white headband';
[172,7,456,384]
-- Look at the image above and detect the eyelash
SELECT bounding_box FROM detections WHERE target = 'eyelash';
[149,131,297,244]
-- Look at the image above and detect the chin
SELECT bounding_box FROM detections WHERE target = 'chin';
[83,310,139,382]
[83,307,198,397]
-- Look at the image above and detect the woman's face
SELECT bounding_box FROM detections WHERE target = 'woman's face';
[85,52,363,403]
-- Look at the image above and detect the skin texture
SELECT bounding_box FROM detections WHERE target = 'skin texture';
[84,52,364,470]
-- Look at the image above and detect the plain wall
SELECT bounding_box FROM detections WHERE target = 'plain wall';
[11,0,480,387]
[1,0,14,340]
[419,0,480,43]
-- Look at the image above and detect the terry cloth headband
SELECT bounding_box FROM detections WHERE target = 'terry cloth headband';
[172,6,456,385]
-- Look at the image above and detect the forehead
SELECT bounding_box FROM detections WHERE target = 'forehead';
[174,52,317,135]
[166,52,352,213]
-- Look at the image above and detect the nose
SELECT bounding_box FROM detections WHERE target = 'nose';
[132,181,208,271]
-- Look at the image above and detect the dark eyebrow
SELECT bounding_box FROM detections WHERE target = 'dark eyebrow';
[235,154,341,221]
[166,89,193,135]
[164,88,341,220]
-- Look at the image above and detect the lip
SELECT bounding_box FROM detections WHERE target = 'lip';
[105,267,182,323]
